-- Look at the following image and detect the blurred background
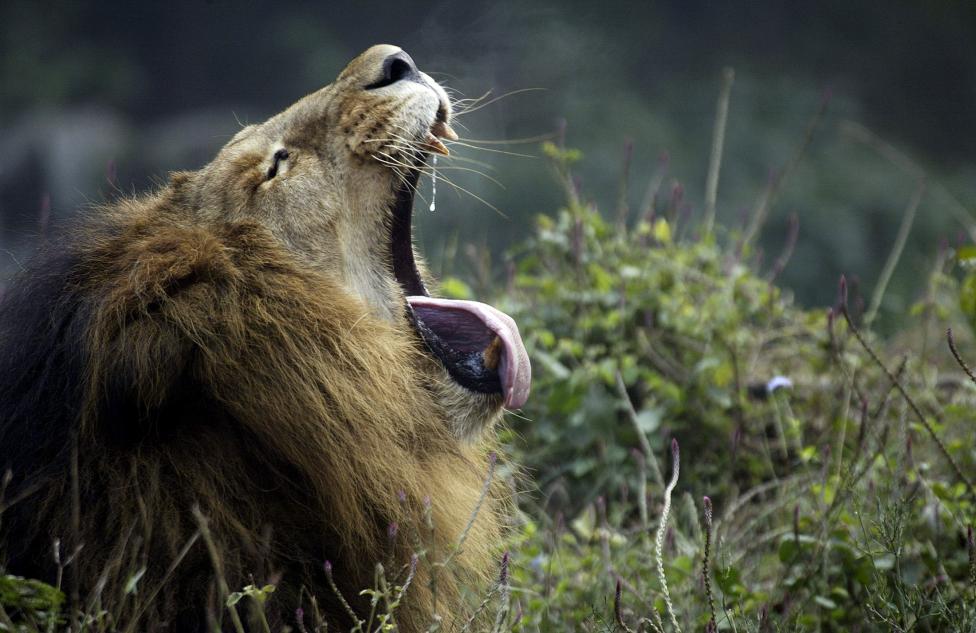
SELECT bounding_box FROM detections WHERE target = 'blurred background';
[2,0,974,324]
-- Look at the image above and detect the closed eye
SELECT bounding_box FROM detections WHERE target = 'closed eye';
[267,149,289,180]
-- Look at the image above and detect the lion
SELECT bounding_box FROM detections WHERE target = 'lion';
[0,45,530,631]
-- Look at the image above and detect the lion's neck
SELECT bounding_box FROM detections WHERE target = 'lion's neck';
[336,173,403,322]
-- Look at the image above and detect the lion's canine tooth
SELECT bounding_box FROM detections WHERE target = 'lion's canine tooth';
[430,121,458,141]
[424,134,450,156]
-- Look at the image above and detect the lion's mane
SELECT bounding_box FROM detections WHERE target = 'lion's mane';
[0,185,502,630]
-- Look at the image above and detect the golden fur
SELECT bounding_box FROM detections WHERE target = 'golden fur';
[0,45,506,631]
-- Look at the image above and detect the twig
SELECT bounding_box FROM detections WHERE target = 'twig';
[840,120,976,242]
[703,68,735,235]
[767,213,799,284]
[638,153,670,228]
[837,277,975,498]
[191,506,246,633]
[439,452,497,571]
[864,180,926,326]
[742,89,829,247]
[69,435,80,630]
[946,328,976,387]
[616,371,665,487]
[616,141,634,231]
[459,577,498,632]
[323,560,363,631]
[632,449,650,543]
[490,553,511,633]
[122,531,200,633]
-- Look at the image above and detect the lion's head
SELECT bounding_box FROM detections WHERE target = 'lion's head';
[0,45,529,631]
[183,44,530,439]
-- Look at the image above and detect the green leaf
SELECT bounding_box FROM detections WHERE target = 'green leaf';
[533,350,571,379]
[438,276,472,299]
[652,218,672,244]
[123,568,147,595]
[715,566,743,596]
[960,273,976,333]
[571,505,596,541]
[634,408,662,434]
[0,575,65,612]
[957,245,976,262]
[778,534,817,562]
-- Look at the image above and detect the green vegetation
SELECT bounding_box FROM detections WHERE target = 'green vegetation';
[492,142,976,631]
[4,114,976,633]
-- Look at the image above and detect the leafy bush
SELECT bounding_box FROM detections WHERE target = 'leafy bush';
[493,142,976,631]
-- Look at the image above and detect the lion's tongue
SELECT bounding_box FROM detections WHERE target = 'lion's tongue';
[407,296,531,409]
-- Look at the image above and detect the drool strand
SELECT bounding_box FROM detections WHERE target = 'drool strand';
[429,155,437,213]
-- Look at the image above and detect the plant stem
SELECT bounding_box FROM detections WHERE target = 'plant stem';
[703,68,734,236]
[839,304,975,498]
[864,181,926,326]
[742,90,828,248]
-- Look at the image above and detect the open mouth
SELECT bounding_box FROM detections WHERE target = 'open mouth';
[388,125,531,410]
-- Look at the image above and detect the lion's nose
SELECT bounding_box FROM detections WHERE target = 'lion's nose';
[385,51,419,83]
[367,51,419,89]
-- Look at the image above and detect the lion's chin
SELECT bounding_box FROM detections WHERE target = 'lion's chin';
[387,167,531,412]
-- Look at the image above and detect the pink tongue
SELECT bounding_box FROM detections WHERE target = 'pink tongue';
[407,296,531,409]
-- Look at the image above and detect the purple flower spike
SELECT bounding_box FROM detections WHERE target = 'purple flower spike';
[499,551,510,585]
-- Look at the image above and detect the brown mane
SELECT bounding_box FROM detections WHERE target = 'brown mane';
[0,45,508,632]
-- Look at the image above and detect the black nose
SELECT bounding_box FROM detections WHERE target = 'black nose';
[366,51,419,89]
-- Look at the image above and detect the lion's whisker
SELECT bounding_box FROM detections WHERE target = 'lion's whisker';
[452,88,546,117]
[447,141,536,159]
[456,132,558,146]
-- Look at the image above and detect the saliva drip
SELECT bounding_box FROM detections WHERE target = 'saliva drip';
[429,155,437,213]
